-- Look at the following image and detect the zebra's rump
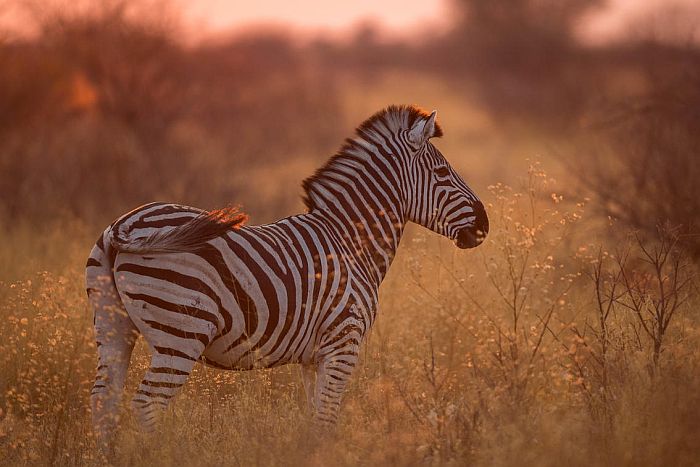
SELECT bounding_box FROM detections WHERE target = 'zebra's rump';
[111,202,205,239]
[108,202,247,254]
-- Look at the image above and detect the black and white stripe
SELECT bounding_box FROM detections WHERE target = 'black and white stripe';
[85,105,488,450]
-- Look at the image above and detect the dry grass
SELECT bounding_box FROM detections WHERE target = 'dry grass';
[1,164,698,467]
[2,3,699,465]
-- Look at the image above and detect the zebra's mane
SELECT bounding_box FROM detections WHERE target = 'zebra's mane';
[302,105,443,211]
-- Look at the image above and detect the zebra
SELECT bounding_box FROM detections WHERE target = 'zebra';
[85,105,488,451]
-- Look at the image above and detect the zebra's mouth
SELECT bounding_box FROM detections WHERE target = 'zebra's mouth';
[454,202,489,249]
[455,228,486,249]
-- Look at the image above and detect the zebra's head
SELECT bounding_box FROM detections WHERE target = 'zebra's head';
[403,110,488,249]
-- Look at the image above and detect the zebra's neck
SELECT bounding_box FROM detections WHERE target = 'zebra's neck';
[302,139,407,286]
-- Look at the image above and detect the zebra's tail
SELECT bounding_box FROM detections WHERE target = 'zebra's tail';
[109,207,248,254]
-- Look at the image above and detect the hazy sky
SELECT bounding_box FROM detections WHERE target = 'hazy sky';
[1,0,698,43]
[176,0,450,36]
[174,0,699,42]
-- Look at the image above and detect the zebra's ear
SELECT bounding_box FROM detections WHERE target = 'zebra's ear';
[408,110,438,146]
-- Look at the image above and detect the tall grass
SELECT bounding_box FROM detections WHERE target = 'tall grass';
[1,165,697,466]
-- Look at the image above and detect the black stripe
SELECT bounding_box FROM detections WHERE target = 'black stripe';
[149,366,189,375]
[219,232,280,358]
[116,261,224,315]
[191,243,258,353]
[110,202,161,241]
[124,292,219,327]
[135,389,172,399]
[199,356,234,369]
[130,215,200,230]
[142,318,210,346]
[141,380,183,389]
[153,346,196,361]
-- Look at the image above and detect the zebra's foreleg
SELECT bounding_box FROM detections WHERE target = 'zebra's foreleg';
[312,345,360,426]
[301,364,317,414]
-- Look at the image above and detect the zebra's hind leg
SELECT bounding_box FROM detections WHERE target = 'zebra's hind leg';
[114,273,219,432]
[130,349,203,432]
[126,308,217,432]
[89,288,139,456]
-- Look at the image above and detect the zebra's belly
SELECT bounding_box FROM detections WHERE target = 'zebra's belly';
[199,342,298,371]
[194,288,321,370]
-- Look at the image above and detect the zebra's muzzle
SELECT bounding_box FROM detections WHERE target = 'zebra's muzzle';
[454,202,488,249]
[455,228,486,249]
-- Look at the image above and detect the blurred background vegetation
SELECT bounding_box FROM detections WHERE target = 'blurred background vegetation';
[1,0,698,249]
[1,0,699,465]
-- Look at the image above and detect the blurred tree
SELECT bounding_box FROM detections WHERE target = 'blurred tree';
[576,56,700,258]
[0,1,341,223]
[440,0,603,126]
[41,2,188,140]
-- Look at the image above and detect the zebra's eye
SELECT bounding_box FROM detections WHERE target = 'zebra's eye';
[434,166,450,178]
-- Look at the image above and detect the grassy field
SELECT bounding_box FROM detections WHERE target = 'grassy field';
[1,140,698,466]
[2,0,700,462]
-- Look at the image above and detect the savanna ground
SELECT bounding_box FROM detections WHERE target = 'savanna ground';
[2,2,700,466]
[3,160,700,467]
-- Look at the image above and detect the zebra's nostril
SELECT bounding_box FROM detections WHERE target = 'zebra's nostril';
[455,228,483,249]
[454,202,488,249]
[473,202,489,235]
